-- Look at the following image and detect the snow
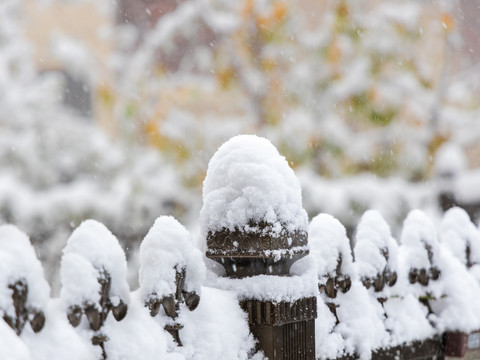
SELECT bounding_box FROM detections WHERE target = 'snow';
[211,263,318,303]
[309,213,355,282]
[139,215,205,304]
[354,210,398,298]
[21,299,95,360]
[180,287,259,360]
[60,253,101,308]
[383,294,435,345]
[309,213,388,359]
[397,209,480,333]
[200,135,308,237]
[0,225,50,318]
[399,210,439,271]
[102,291,169,360]
[454,169,480,203]
[3,204,480,359]
[0,319,31,360]
[61,219,130,307]
[440,207,480,267]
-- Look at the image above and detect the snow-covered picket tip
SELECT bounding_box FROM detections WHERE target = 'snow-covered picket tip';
[0,320,31,360]
[399,210,439,269]
[354,210,398,280]
[308,213,355,279]
[440,207,480,267]
[309,214,389,359]
[61,220,129,306]
[200,135,308,236]
[139,216,205,300]
[0,225,50,313]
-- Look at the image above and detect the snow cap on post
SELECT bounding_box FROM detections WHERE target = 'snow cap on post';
[201,135,309,267]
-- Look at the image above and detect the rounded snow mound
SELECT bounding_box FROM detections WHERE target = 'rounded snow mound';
[0,225,50,313]
[139,216,205,300]
[200,135,308,236]
[440,207,480,266]
[400,210,439,269]
[62,220,130,305]
[309,213,355,278]
[354,210,398,279]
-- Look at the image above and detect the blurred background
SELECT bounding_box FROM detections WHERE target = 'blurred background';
[1,0,480,290]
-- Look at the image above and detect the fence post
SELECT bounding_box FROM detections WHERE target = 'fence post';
[201,135,317,360]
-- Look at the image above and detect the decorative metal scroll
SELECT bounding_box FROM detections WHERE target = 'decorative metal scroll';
[206,222,308,257]
[66,268,128,359]
[360,247,398,304]
[319,254,351,324]
[145,265,200,346]
[2,278,45,335]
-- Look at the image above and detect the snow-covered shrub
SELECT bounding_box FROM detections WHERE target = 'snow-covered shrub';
[0,319,31,360]
[309,213,387,360]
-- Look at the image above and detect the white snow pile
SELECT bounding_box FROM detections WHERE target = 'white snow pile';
[0,225,94,360]
[61,219,130,308]
[200,134,308,237]
[309,213,355,283]
[4,205,480,359]
[398,210,440,278]
[137,216,260,360]
[211,263,318,303]
[398,210,480,333]
[309,214,387,360]
[440,207,480,269]
[354,210,398,296]
[434,142,468,177]
[0,320,31,360]
[139,215,205,306]
[0,225,50,321]
[360,211,436,346]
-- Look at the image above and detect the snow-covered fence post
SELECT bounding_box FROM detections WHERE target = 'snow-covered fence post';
[201,135,317,360]
[0,225,48,336]
[440,207,480,357]
[139,216,204,347]
[60,220,130,360]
